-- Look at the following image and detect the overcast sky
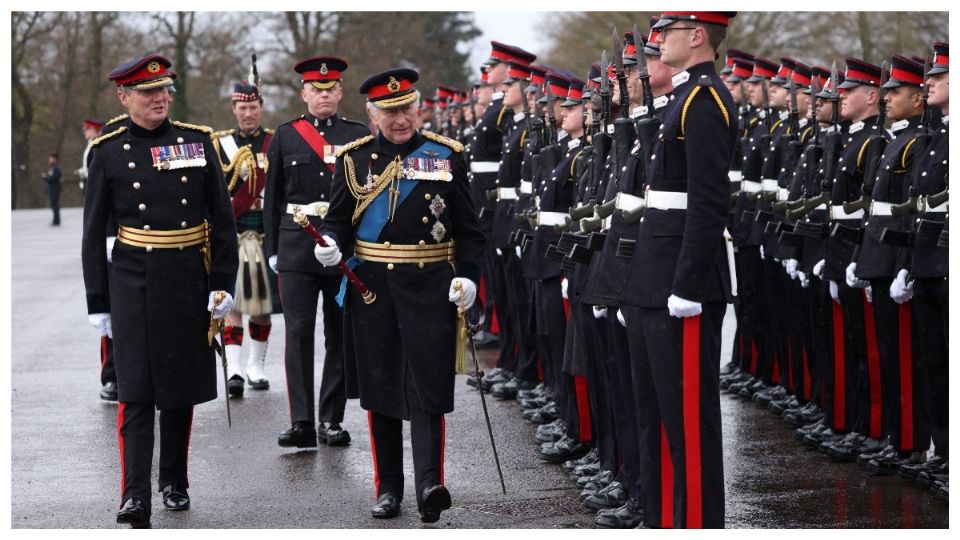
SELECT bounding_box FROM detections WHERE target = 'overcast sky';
[466,11,547,79]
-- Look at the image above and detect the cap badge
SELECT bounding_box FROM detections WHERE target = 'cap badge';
[146,61,161,74]
[320,63,329,75]
[387,76,401,92]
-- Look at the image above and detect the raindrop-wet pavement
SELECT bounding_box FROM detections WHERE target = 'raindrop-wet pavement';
[11,209,949,528]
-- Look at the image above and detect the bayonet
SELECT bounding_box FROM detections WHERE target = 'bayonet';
[545,82,557,145]
[760,75,771,129]
[634,23,653,118]
[599,50,611,127]
[612,27,630,118]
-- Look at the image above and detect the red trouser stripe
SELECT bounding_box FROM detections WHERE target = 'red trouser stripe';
[682,316,703,528]
[367,411,381,497]
[772,350,780,384]
[832,302,846,430]
[536,357,543,382]
[277,275,293,424]
[573,375,592,442]
[439,415,446,485]
[661,423,674,528]
[898,302,914,450]
[749,341,758,374]
[117,402,127,501]
[100,336,108,367]
[562,298,570,319]
[802,344,811,400]
[863,293,883,439]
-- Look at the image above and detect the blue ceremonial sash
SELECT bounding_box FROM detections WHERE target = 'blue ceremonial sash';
[337,138,453,306]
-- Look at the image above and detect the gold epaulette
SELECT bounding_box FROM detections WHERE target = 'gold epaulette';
[335,135,375,158]
[421,130,464,153]
[91,126,128,147]
[264,128,275,135]
[104,113,129,127]
[171,120,214,134]
[212,128,236,138]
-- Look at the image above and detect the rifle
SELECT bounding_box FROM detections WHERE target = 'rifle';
[843,61,890,214]
[773,75,821,213]
[623,35,662,226]
[611,28,637,186]
[788,62,841,220]
[752,76,773,201]
[891,56,933,218]
[767,74,804,203]
[599,50,612,133]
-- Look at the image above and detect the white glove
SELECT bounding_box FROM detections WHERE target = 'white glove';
[865,285,873,304]
[268,254,278,272]
[784,258,799,279]
[829,280,841,304]
[759,245,765,260]
[313,235,342,267]
[515,245,522,258]
[88,313,112,338]
[813,259,825,279]
[495,248,503,256]
[798,271,810,288]
[617,309,626,327]
[889,268,914,304]
[448,277,477,310]
[207,291,234,319]
[667,294,702,318]
[592,305,608,319]
[845,262,868,289]
[561,277,569,299]
[106,236,116,263]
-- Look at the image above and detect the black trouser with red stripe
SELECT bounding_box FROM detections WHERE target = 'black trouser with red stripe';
[535,277,567,412]
[278,271,345,425]
[869,278,929,453]
[100,336,116,386]
[818,281,866,433]
[782,277,811,400]
[623,302,726,528]
[914,277,948,457]
[760,258,787,385]
[734,247,769,376]
[561,304,594,445]
[606,314,642,497]
[116,402,193,512]
[834,285,882,438]
[504,254,538,382]
[491,251,520,374]
[366,367,445,508]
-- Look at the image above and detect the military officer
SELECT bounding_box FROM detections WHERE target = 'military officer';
[263,56,370,448]
[314,68,485,522]
[79,117,105,194]
[82,54,239,528]
[212,80,276,397]
[849,55,930,471]
[42,151,62,226]
[620,11,738,528]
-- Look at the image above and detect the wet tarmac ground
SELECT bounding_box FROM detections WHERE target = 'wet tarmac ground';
[10,208,949,528]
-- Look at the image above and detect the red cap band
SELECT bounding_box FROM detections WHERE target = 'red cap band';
[891,66,923,85]
[367,78,412,99]
[301,69,341,81]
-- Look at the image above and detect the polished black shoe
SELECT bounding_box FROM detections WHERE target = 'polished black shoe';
[595,497,644,528]
[492,377,536,400]
[517,383,547,401]
[820,432,866,461]
[802,427,844,450]
[863,449,925,475]
[719,361,739,377]
[583,481,627,511]
[519,395,552,410]
[534,423,565,444]
[900,455,946,481]
[277,422,318,448]
[116,497,150,528]
[524,403,559,425]
[371,492,401,518]
[99,380,119,401]
[917,471,950,489]
[753,385,787,406]
[540,435,589,463]
[794,419,826,442]
[738,378,769,399]
[931,479,949,500]
[577,470,614,490]
[571,461,603,480]
[770,395,801,414]
[419,484,452,523]
[727,375,756,394]
[227,375,245,398]
[856,444,897,466]
[317,422,351,446]
[563,447,597,472]
[161,484,190,511]
[480,368,512,391]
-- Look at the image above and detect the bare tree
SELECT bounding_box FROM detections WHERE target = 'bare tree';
[152,11,196,119]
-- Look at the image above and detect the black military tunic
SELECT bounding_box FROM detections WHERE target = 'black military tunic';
[82,118,239,409]
[325,130,485,415]
[620,62,737,529]
[263,112,369,426]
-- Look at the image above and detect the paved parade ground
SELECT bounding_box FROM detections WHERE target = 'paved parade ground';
[11,207,949,528]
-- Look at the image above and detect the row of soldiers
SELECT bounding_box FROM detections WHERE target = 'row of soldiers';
[456,15,948,530]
